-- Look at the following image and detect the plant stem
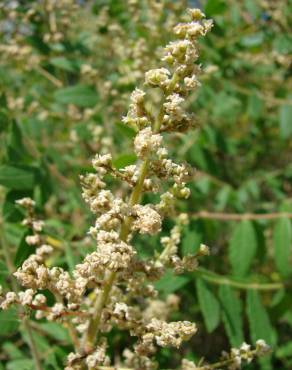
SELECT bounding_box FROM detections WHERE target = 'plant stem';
[82,73,178,353]
[192,210,292,221]
[23,317,43,370]
[203,350,258,369]
[193,268,284,291]
[82,270,116,352]
[82,159,150,352]
[53,290,80,350]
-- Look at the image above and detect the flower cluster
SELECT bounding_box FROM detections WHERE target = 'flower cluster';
[0,8,271,370]
[180,340,271,370]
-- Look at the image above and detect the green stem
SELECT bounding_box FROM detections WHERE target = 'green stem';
[82,270,116,352]
[53,291,80,350]
[23,317,43,370]
[203,350,258,369]
[82,158,150,352]
[193,268,284,291]
[82,72,178,354]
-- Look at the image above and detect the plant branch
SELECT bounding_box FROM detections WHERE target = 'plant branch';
[82,158,150,352]
[22,317,43,370]
[35,66,63,87]
[81,73,177,353]
[191,210,292,221]
[193,268,285,291]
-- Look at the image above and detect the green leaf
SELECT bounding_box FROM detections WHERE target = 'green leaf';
[6,121,30,163]
[273,34,292,54]
[6,359,34,370]
[0,308,19,336]
[273,218,292,277]
[155,270,189,294]
[279,105,292,139]
[113,153,137,169]
[2,342,24,359]
[181,228,202,256]
[44,346,67,369]
[246,290,276,346]
[21,328,50,353]
[3,223,25,246]
[215,185,232,211]
[14,231,33,268]
[276,341,292,359]
[219,285,244,346]
[0,260,9,285]
[38,322,70,342]
[228,220,258,277]
[115,122,136,139]
[196,278,220,333]
[248,93,263,120]
[0,165,35,190]
[3,190,29,222]
[54,85,99,107]
[50,57,78,72]
[205,0,226,15]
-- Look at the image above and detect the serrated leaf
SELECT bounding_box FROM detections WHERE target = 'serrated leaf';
[196,278,220,333]
[229,220,258,277]
[273,217,292,277]
[54,85,99,107]
[246,290,276,346]
[219,285,244,346]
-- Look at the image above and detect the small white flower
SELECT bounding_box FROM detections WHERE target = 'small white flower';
[145,68,171,88]
[134,127,162,159]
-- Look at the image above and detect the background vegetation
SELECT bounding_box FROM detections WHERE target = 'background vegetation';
[0,0,291,369]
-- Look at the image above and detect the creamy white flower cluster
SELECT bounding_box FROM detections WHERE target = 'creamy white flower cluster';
[0,199,85,322]
[1,8,214,369]
[180,340,271,370]
[122,88,149,129]
[0,8,270,370]
[75,230,135,278]
[136,318,197,354]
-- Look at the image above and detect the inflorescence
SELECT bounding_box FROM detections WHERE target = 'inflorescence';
[0,8,270,370]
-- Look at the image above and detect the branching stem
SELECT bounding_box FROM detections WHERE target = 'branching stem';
[193,268,285,291]
[81,73,177,353]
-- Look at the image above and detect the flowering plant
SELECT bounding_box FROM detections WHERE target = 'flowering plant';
[0,7,272,370]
